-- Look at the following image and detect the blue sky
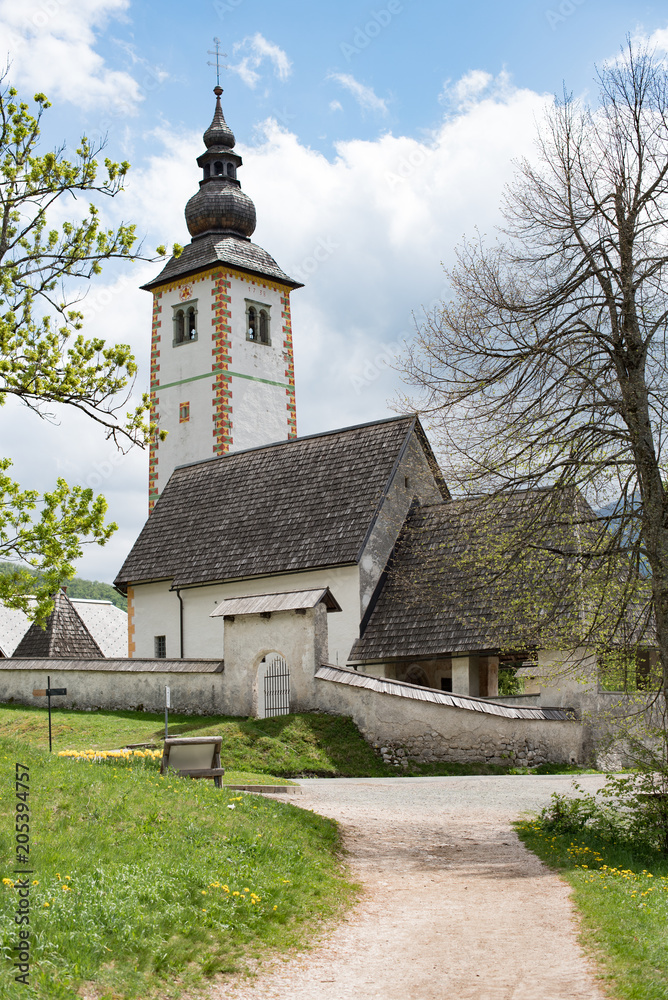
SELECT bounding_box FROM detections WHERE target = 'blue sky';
[1,0,666,583]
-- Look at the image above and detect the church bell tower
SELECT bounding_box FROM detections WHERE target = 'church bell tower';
[143,85,302,511]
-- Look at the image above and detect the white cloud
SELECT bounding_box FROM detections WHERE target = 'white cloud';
[440,69,513,112]
[229,33,292,89]
[0,0,142,112]
[329,99,343,113]
[329,72,388,114]
[7,72,552,581]
[648,27,668,47]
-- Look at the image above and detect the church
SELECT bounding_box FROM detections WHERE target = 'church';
[0,84,594,768]
[114,83,505,698]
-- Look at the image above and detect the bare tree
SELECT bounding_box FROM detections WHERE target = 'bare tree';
[401,43,668,692]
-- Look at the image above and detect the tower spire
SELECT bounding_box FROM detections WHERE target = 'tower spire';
[184,84,255,240]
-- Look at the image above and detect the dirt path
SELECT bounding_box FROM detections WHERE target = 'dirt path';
[211,775,609,1000]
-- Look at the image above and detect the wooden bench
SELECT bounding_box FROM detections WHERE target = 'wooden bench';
[160,736,224,789]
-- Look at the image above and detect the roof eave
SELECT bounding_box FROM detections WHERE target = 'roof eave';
[140,253,304,293]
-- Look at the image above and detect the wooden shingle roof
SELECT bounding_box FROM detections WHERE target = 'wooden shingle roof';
[14,592,104,659]
[142,234,303,291]
[350,490,597,661]
[316,665,574,720]
[116,416,439,591]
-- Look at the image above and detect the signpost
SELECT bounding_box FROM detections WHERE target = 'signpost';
[165,686,170,740]
[32,676,67,753]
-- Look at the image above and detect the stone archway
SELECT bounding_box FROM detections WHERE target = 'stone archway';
[402,663,430,688]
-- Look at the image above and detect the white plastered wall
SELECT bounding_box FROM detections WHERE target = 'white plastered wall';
[358,431,444,615]
[152,269,293,494]
[131,564,360,665]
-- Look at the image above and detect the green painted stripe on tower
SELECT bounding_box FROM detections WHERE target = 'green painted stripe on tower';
[152,369,289,392]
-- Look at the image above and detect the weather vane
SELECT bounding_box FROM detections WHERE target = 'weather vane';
[207,37,227,87]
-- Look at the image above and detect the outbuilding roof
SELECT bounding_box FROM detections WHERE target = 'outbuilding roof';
[350,490,599,661]
[115,415,446,591]
[71,600,128,658]
[142,234,303,291]
[0,604,31,657]
[211,588,342,618]
[13,592,104,659]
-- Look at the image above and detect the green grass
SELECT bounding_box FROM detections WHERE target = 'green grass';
[0,736,356,999]
[0,703,597,778]
[516,819,668,998]
[0,704,394,777]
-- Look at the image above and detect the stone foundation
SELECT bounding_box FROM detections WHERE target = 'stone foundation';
[372,733,577,768]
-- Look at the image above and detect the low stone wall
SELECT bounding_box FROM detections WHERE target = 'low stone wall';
[314,667,586,766]
[0,657,585,766]
[0,659,225,715]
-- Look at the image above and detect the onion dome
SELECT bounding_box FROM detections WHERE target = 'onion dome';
[185,87,257,240]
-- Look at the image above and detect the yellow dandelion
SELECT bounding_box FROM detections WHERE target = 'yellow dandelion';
[43,902,49,908]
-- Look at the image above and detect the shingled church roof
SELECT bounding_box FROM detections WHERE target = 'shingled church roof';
[115,415,447,591]
[142,234,303,291]
[14,592,104,659]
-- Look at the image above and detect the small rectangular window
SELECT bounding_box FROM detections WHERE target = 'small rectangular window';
[404,476,410,489]
[440,677,452,692]
[179,402,190,423]
[155,635,166,658]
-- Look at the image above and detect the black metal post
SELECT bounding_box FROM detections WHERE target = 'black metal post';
[47,674,52,754]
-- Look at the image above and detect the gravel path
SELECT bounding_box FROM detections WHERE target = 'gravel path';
[211,775,610,1000]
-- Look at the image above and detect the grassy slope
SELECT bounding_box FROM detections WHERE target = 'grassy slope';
[516,822,668,999]
[0,703,574,778]
[0,736,355,1000]
[0,704,391,777]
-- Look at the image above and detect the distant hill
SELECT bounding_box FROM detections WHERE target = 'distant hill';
[0,564,127,611]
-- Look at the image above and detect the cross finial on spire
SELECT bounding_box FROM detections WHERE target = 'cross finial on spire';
[207,37,227,88]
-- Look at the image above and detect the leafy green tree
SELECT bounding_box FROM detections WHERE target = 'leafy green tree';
[0,81,173,622]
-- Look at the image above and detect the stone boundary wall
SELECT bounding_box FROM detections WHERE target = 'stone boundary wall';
[314,674,586,766]
[0,658,585,765]
[0,662,224,716]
